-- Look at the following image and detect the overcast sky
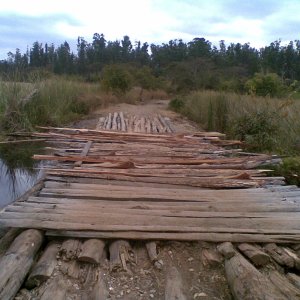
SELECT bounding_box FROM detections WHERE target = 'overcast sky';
[0,0,299,59]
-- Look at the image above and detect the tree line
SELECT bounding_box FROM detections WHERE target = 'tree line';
[1,33,300,94]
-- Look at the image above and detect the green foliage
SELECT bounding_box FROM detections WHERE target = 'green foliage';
[245,73,286,97]
[169,97,184,112]
[101,65,132,95]
[231,110,279,151]
[271,157,300,186]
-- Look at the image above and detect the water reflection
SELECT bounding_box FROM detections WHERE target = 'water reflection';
[0,142,44,208]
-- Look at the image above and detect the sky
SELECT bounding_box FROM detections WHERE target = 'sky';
[0,0,299,59]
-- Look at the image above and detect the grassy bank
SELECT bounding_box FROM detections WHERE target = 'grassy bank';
[170,90,300,185]
[0,76,168,134]
[170,90,300,154]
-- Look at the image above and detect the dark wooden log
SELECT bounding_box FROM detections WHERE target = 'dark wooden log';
[105,113,112,130]
[40,276,68,300]
[264,243,295,268]
[165,266,186,300]
[26,241,60,288]
[0,228,22,258]
[287,273,300,290]
[222,242,284,300]
[78,239,105,264]
[267,270,300,299]
[238,243,270,266]
[0,229,43,300]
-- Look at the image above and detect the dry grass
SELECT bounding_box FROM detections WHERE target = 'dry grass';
[170,90,300,154]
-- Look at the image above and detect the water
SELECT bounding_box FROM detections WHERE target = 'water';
[0,142,44,209]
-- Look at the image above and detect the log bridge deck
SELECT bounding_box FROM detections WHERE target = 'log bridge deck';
[1,112,300,243]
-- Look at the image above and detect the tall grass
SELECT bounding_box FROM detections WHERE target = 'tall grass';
[0,77,112,133]
[170,90,300,154]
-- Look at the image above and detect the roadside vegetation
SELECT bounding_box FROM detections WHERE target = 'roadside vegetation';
[1,34,300,184]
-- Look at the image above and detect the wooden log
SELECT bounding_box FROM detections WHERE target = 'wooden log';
[119,112,126,132]
[145,118,151,133]
[86,272,108,299]
[0,228,22,258]
[40,276,68,300]
[264,243,295,268]
[158,114,171,133]
[287,273,300,290]
[105,113,112,130]
[238,243,270,267]
[128,116,134,133]
[59,239,81,261]
[267,270,300,299]
[60,260,80,279]
[116,114,121,131]
[46,230,300,243]
[0,229,43,300]
[15,288,32,300]
[112,112,118,130]
[109,240,131,272]
[222,242,284,300]
[96,117,106,130]
[164,117,176,133]
[74,140,93,167]
[78,239,105,264]
[140,117,146,133]
[146,241,158,262]
[165,266,186,300]
[26,241,60,288]
[217,242,236,259]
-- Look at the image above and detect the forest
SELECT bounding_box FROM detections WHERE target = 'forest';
[1,33,300,97]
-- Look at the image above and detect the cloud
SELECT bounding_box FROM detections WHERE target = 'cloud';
[0,0,299,59]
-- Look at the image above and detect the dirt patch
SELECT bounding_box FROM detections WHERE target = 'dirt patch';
[73,100,201,133]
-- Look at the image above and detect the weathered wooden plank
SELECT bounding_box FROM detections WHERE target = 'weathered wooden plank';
[46,230,300,243]
[74,140,93,167]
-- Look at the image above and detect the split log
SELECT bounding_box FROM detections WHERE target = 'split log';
[96,117,106,130]
[164,117,176,133]
[140,117,146,133]
[165,266,186,300]
[221,242,284,300]
[105,113,112,130]
[0,228,22,258]
[287,273,300,289]
[238,243,270,266]
[109,240,132,272]
[74,140,93,167]
[158,114,171,133]
[264,243,295,268]
[145,118,151,133]
[128,116,134,133]
[40,276,68,300]
[0,229,43,300]
[78,239,105,264]
[119,112,126,132]
[112,112,118,130]
[146,241,158,262]
[267,270,300,299]
[59,239,81,260]
[26,241,60,288]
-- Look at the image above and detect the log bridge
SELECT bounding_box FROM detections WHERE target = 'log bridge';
[0,111,300,299]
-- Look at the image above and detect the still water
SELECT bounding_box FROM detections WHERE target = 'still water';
[0,142,44,209]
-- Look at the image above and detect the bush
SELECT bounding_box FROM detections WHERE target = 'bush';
[169,97,184,112]
[101,65,132,95]
[245,73,286,97]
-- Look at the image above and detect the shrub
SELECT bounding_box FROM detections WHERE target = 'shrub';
[101,65,132,95]
[169,97,184,112]
[245,73,286,97]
